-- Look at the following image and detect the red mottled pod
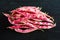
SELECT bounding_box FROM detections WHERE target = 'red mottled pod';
[3,6,56,33]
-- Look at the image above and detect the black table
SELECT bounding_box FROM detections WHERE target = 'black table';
[0,0,60,40]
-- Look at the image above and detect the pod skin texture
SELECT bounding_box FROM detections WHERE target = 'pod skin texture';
[3,6,56,33]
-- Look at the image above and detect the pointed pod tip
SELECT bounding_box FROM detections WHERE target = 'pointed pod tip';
[2,12,10,17]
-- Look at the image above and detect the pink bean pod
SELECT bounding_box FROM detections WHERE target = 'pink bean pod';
[3,6,56,33]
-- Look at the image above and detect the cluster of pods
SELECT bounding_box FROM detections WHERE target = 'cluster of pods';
[3,6,56,33]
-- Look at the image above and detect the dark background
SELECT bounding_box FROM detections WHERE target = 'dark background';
[0,0,60,40]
